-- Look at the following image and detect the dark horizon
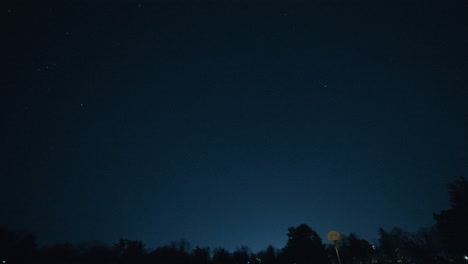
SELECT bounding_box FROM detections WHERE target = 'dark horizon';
[2,0,467,254]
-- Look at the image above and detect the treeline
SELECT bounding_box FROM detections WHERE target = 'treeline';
[1,177,466,264]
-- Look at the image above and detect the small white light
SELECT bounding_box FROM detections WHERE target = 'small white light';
[464,255,468,260]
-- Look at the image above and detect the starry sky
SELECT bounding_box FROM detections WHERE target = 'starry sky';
[2,0,467,252]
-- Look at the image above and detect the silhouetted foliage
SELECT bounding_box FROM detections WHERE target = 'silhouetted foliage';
[434,177,468,262]
[376,227,446,264]
[192,246,211,264]
[148,239,192,264]
[0,224,453,264]
[282,224,330,264]
[113,238,146,264]
[40,242,81,264]
[80,241,114,264]
[3,183,466,264]
[233,246,252,264]
[377,227,411,264]
[404,227,444,264]
[256,245,279,264]
[338,233,374,264]
[149,245,179,264]
[0,228,37,264]
[213,247,234,264]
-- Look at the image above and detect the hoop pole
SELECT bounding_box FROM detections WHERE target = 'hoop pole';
[334,242,342,264]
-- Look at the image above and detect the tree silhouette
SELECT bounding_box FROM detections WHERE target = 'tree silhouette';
[338,233,374,264]
[149,245,179,264]
[40,242,80,264]
[0,228,37,264]
[434,177,468,262]
[213,247,234,264]
[403,227,445,264]
[256,245,279,264]
[2,205,464,264]
[192,246,211,264]
[149,239,192,264]
[376,226,447,264]
[112,238,146,264]
[282,224,330,264]
[233,246,252,264]
[80,241,113,264]
[377,227,413,264]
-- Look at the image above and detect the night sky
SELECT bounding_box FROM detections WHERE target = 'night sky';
[2,0,467,252]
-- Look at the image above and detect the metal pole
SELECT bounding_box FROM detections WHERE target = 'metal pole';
[335,242,342,264]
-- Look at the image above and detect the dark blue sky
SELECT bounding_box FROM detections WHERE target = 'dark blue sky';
[2,0,467,252]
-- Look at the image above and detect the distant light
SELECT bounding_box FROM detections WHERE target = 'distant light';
[3,260,6,264]
[464,255,468,260]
